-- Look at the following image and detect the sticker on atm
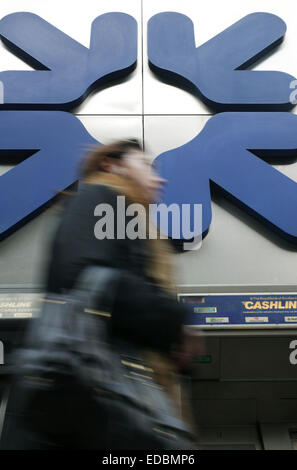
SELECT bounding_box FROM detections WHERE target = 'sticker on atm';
[194,307,217,313]
[245,316,269,323]
[205,317,229,323]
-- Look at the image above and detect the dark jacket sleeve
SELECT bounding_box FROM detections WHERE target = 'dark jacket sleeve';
[46,183,187,352]
[45,184,123,293]
[111,273,188,352]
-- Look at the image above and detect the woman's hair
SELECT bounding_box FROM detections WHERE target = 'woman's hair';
[81,138,143,179]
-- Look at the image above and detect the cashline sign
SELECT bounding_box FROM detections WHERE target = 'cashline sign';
[180,294,297,328]
[0,11,297,246]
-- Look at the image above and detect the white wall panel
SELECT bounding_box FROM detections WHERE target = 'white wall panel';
[77,115,143,143]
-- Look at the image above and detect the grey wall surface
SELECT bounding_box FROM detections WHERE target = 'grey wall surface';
[0,0,297,289]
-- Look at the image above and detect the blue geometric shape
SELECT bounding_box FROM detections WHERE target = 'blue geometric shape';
[154,112,297,244]
[0,111,98,237]
[0,12,137,110]
[148,12,296,111]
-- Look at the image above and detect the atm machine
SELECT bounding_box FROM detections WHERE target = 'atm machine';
[0,288,41,441]
[180,284,297,450]
[0,286,297,450]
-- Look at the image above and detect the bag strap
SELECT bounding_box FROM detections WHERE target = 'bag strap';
[71,265,121,313]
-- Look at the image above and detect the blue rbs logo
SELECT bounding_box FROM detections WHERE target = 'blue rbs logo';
[0,11,297,244]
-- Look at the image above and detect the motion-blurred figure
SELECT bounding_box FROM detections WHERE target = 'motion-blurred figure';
[1,139,203,449]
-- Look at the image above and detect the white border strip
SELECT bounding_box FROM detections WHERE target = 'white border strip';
[0,81,4,104]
